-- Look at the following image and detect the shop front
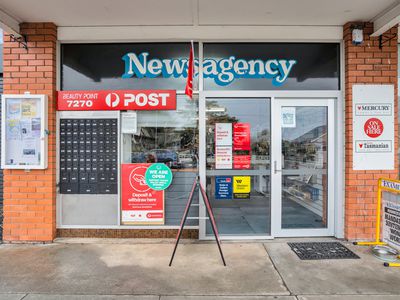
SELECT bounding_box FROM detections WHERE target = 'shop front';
[55,42,343,239]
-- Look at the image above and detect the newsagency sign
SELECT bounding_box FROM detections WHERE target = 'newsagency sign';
[61,43,340,91]
[122,52,296,86]
[352,85,394,170]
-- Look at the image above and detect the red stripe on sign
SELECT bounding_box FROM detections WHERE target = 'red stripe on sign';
[57,90,176,111]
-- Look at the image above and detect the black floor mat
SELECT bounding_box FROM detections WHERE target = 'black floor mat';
[288,242,360,260]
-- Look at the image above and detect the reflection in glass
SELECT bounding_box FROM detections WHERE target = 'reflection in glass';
[281,106,328,229]
[121,96,199,226]
[205,99,271,236]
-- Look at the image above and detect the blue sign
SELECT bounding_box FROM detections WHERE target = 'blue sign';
[215,176,233,200]
[122,52,296,86]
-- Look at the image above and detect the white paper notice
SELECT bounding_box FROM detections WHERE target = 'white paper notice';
[215,146,232,169]
[215,123,232,146]
[22,138,39,165]
[353,84,394,170]
[121,111,137,134]
[281,107,296,128]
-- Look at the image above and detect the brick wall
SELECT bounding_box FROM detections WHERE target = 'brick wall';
[2,23,57,242]
[344,22,399,240]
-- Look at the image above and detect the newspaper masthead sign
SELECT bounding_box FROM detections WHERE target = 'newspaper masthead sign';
[352,85,394,170]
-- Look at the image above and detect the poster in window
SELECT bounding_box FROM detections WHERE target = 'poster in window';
[281,107,296,128]
[233,176,251,199]
[233,123,251,150]
[121,163,165,225]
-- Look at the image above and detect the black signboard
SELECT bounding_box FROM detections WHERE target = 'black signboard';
[61,43,340,91]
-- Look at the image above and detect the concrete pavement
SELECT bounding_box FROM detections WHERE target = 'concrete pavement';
[0,239,399,299]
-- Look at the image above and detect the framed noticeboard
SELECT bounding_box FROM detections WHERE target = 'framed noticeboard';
[1,94,48,169]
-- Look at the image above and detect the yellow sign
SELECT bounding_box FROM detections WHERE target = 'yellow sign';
[233,176,251,199]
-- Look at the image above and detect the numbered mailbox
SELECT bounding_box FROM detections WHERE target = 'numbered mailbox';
[1,94,48,169]
[58,117,118,195]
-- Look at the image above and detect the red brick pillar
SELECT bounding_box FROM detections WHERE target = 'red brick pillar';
[344,22,398,240]
[2,23,57,242]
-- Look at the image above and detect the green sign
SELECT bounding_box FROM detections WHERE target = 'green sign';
[145,163,173,191]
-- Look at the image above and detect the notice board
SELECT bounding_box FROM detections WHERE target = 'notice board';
[352,85,394,170]
[1,94,48,169]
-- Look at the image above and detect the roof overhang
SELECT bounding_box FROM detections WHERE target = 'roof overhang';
[0,0,399,41]
[371,2,400,36]
[0,8,20,37]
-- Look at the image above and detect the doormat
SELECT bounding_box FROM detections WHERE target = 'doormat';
[288,242,360,260]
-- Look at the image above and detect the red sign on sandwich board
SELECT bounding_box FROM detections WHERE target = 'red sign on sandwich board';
[57,90,176,111]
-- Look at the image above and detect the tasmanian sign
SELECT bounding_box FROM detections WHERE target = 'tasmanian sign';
[353,85,394,170]
[57,90,176,111]
[121,163,164,225]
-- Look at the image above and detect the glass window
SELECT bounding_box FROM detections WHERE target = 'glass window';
[205,98,271,236]
[61,43,194,91]
[121,95,199,225]
[203,43,340,90]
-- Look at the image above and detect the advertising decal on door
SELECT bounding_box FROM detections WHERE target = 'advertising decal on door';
[233,176,251,199]
[353,85,394,170]
[233,123,251,150]
[215,176,233,200]
[215,123,233,169]
[233,155,251,170]
[215,146,233,169]
[215,123,232,146]
[121,163,164,224]
[215,122,252,170]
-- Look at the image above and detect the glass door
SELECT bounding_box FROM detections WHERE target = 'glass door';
[272,99,335,237]
[201,98,271,239]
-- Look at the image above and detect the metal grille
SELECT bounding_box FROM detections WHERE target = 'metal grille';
[288,242,360,260]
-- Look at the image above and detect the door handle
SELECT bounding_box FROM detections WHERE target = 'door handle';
[274,160,282,174]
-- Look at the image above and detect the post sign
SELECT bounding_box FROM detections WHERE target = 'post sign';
[233,176,251,199]
[121,163,164,225]
[145,163,173,191]
[215,176,233,200]
[352,85,394,170]
[57,90,176,111]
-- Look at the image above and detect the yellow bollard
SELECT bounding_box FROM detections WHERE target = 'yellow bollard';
[383,256,400,267]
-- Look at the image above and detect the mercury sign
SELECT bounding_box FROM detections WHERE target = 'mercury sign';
[122,52,296,86]
[352,85,394,170]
